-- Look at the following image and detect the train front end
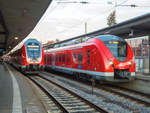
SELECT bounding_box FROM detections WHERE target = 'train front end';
[97,35,135,82]
[22,39,44,72]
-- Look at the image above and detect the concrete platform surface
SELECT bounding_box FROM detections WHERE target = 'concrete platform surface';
[0,63,46,113]
[135,73,150,81]
[113,73,150,95]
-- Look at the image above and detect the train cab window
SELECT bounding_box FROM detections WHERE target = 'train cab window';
[87,50,90,65]
[97,35,127,61]
[78,53,83,63]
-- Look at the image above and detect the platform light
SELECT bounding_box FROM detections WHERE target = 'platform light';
[14,37,19,40]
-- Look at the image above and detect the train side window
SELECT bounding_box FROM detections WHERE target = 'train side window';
[48,55,50,64]
[59,55,61,62]
[73,53,77,63]
[87,50,90,65]
[56,55,58,63]
[67,54,70,63]
[46,55,48,64]
[49,55,51,63]
[63,54,65,62]
[56,55,57,63]
[52,55,54,62]
[61,55,63,63]
[78,53,83,63]
[44,55,47,64]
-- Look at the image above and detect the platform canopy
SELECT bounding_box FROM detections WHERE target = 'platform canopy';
[87,13,150,39]
[0,0,52,55]
[47,13,150,49]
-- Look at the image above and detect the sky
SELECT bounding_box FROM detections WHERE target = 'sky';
[26,0,150,44]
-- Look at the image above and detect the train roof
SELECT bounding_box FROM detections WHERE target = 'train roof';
[44,36,93,50]
[44,34,123,50]
[24,39,41,44]
[8,38,41,55]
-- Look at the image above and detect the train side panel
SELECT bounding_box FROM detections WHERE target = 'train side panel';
[44,35,135,82]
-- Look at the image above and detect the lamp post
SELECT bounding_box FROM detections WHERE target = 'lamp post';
[85,22,87,34]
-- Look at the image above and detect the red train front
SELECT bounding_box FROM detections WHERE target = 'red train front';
[9,39,44,73]
[44,35,135,82]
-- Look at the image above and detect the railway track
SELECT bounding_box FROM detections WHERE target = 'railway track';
[135,77,150,82]
[28,75,108,113]
[42,71,150,107]
[39,72,150,113]
[101,84,150,107]
[9,62,150,112]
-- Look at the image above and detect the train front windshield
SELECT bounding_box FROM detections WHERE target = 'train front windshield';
[97,35,127,61]
[27,43,41,58]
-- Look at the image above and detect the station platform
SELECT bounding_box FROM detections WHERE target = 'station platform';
[1,62,150,113]
[0,63,46,113]
[135,73,150,82]
[113,73,150,95]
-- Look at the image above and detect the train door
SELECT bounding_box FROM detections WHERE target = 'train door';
[66,50,71,67]
[86,47,90,71]
[72,48,84,69]
[52,53,55,69]
[86,45,97,71]
[44,50,47,65]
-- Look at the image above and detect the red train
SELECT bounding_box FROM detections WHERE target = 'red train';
[9,39,44,73]
[44,35,135,82]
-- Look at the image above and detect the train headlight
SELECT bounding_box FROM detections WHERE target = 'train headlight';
[27,58,30,63]
[109,61,114,67]
[128,61,132,67]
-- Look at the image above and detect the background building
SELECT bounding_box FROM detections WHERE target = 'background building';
[126,36,149,74]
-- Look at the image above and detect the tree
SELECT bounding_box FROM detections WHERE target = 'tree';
[107,10,117,26]
[43,40,55,46]
[55,38,60,43]
[43,39,60,46]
